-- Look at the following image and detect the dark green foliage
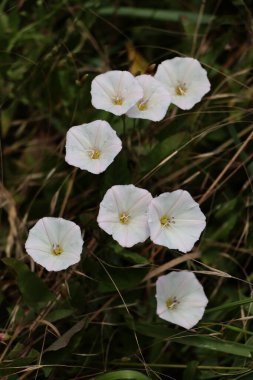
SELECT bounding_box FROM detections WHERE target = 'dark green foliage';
[0,1,253,379]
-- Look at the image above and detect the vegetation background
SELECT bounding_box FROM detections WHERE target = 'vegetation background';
[0,0,253,379]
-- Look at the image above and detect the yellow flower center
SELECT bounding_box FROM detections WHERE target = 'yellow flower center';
[51,244,63,256]
[160,215,175,227]
[113,96,123,105]
[137,100,148,111]
[89,149,101,159]
[119,212,130,225]
[166,297,178,310]
[175,83,187,96]
[160,215,169,227]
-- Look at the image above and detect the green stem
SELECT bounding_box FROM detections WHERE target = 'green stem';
[122,115,126,138]
[111,361,250,371]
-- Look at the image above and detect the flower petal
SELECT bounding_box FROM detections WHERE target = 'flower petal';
[126,75,171,121]
[91,71,143,116]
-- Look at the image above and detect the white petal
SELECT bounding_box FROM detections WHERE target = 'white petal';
[25,217,83,271]
[97,185,152,247]
[171,93,198,110]
[91,71,143,116]
[156,271,203,306]
[155,57,210,110]
[126,75,171,121]
[65,120,122,174]
[167,271,206,299]
[31,217,60,246]
[172,303,207,329]
[110,223,146,248]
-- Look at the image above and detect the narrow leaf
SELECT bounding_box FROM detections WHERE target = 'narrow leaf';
[96,370,151,380]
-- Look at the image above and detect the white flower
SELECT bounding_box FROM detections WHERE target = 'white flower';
[25,217,83,271]
[154,57,210,110]
[156,271,208,329]
[97,184,152,248]
[65,120,122,174]
[91,70,143,116]
[126,74,171,121]
[148,190,206,253]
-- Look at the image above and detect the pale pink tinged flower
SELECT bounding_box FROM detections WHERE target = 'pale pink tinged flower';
[126,74,171,121]
[156,271,208,329]
[148,190,206,253]
[65,120,122,174]
[97,184,152,248]
[154,57,210,110]
[91,70,143,116]
[0,333,6,342]
[25,217,83,271]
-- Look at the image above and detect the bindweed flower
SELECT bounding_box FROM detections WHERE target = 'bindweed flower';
[154,57,210,110]
[91,70,143,116]
[156,271,208,329]
[126,74,171,121]
[65,120,122,174]
[25,217,83,271]
[97,184,152,247]
[148,190,206,253]
[0,332,9,343]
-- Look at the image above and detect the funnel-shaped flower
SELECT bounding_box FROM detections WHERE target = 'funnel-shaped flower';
[155,57,210,110]
[25,217,83,271]
[91,70,143,116]
[148,190,206,253]
[97,184,152,247]
[126,75,171,121]
[65,120,122,174]
[156,271,208,329]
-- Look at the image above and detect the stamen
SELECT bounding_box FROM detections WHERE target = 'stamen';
[113,96,123,105]
[166,296,179,310]
[160,215,175,227]
[89,149,101,159]
[175,83,187,96]
[119,212,130,225]
[51,244,63,256]
[137,100,148,111]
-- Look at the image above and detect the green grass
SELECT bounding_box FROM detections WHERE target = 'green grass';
[0,1,253,379]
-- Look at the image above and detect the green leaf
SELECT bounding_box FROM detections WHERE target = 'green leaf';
[96,370,151,380]
[129,322,252,358]
[173,335,252,358]
[2,258,55,310]
[141,133,187,173]
[98,266,148,293]
[206,297,253,314]
[234,371,253,380]
[47,308,75,323]
[45,319,86,352]
[117,251,149,265]
[98,7,213,23]
[183,361,199,380]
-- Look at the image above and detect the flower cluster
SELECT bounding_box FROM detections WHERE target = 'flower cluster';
[97,185,206,253]
[91,57,210,118]
[25,56,211,330]
[64,57,210,175]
